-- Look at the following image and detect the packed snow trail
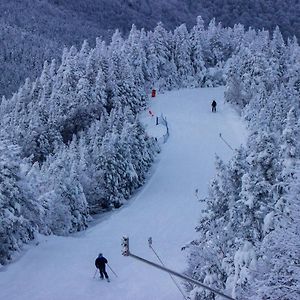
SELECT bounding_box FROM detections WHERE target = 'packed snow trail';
[0,87,246,300]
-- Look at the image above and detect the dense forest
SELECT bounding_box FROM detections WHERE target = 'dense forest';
[186,27,300,300]
[1,0,299,97]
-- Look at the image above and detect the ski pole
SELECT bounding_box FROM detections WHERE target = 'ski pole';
[93,268,98,279]
[107,264,118,277]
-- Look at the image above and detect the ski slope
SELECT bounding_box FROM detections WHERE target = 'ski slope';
[0,87,247,300]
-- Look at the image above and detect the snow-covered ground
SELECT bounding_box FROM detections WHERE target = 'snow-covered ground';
[0,87,246,300]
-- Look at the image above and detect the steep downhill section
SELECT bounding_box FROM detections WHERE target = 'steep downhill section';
[0,87,246,300]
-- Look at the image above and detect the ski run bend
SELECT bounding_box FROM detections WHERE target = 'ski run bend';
[0,87,247,300]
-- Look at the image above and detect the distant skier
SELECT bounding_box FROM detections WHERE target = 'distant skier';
[95,253,110,282]
[211,100,217,112]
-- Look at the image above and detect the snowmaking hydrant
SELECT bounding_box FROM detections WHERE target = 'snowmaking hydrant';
[121,236,235,300]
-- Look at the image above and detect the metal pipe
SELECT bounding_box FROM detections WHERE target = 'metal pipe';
[128,252,234,300]
[122,236,234,300]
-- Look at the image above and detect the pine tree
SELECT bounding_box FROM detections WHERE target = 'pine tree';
[0,140,36,264]
[148,22,177,90]
[190,16,206,86]
[173,24,194,87]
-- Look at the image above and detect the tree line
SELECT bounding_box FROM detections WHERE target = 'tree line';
[1,0,299,97]
[186,27,300,300]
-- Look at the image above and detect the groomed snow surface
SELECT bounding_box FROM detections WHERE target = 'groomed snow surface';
[0,87,246,300]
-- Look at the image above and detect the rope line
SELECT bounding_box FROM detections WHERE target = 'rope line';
[148,238,188,300]
[219,133,234,151]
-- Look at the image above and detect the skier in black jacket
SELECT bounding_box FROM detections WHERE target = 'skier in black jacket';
[211,100,217,112]
[95,253,110,281]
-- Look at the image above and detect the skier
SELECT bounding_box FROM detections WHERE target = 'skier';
[95,253,110,282]
[211,100,217,112]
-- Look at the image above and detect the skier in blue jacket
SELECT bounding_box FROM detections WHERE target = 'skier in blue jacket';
[95,253,110,281]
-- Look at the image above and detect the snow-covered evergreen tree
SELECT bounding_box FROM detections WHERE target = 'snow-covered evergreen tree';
[190,16,206,87]
[0,140,37,264]
[173,24,194,87]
